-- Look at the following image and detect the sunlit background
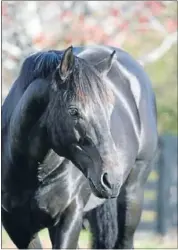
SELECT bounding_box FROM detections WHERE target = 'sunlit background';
[2,1,177,249]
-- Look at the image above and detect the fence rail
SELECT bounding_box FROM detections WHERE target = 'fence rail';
[138,134,177,235]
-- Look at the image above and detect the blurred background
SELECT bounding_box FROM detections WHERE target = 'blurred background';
[2,1,177,249]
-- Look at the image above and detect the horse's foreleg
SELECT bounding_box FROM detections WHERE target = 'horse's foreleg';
[48,198,83,249]
[27,234,42,249]
[115,161,151,249]
[114,185,144,249]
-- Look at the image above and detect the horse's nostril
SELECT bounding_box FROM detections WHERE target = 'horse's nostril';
[101,173,112,190]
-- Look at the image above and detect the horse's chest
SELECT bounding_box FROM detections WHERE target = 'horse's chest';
[33,160,84,220]
[34,180,70,220]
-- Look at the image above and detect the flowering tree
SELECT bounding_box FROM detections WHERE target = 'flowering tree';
[2,1,177,99]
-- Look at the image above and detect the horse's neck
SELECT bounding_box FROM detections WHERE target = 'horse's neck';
[28,123,50,163]
[4,121,50,195]
[8,110,50,165]
[2,79,27,131]
[7,79,49,159]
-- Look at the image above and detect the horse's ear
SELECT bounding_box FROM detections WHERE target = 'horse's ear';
[95,50,116,76]
[59,46,75,81]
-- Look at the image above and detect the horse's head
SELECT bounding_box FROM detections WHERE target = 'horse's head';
[45,46,122,198]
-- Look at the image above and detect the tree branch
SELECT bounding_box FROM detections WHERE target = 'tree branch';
[138,32,177,66]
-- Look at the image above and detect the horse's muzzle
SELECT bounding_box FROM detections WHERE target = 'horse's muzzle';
[88,176,120,199]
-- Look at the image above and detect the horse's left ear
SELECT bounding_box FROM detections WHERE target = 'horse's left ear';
[94,50,116,76]
[59,46,75,81]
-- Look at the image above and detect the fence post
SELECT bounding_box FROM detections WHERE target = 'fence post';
[157,135,172,235]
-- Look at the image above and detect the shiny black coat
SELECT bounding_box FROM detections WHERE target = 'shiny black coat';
[2,45,158,249]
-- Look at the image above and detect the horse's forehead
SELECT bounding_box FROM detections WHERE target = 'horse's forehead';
[76,88,115,105]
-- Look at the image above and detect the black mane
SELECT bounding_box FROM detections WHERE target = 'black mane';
[2,50,63,130]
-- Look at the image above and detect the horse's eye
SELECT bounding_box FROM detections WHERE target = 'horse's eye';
[68,108,79,117]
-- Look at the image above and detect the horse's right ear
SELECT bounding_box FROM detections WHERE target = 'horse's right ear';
[94,50,116,76]
[59,46,75,81]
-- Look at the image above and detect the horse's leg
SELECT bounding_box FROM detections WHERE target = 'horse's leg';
[27,234,43,249]
[49,227,82,249]
[114,185,144,249]
[48,226,55,246]
[48,198,83,249]
[2,207,34,249]
[114,161,151,249]
[49,228,80,249]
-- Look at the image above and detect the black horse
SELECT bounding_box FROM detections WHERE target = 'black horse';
[2,45,158,249]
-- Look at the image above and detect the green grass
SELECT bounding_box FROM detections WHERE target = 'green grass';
[2,227,177,249]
